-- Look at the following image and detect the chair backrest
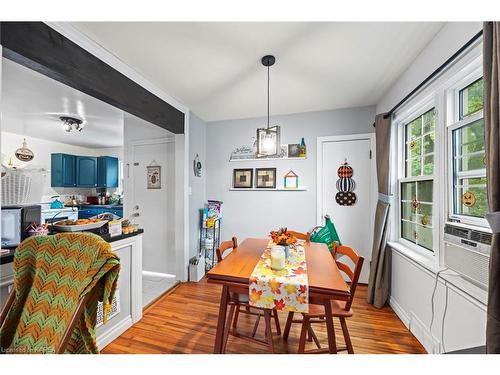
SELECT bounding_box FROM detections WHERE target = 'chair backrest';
[287,230,311,242]
[333,245,364,311]
[216,237,238,262]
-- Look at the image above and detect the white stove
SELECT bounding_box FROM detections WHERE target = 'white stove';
[40,204,78,224]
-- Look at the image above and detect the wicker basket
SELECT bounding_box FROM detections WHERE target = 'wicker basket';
[1,167,47,205]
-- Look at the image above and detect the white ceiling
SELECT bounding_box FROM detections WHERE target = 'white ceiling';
[73,22,445,122]
[1,58,124,148]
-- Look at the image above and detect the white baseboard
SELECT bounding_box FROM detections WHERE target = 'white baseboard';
[389,296,441,354]
[142,270,176,279]
[97,316,133,351]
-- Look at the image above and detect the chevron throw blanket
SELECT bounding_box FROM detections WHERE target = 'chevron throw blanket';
[0,232,120,354]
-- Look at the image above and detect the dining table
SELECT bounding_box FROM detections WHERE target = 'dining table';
[206,238,350,354]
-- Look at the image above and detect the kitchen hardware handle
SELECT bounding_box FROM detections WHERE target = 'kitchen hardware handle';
[127,163,130,178]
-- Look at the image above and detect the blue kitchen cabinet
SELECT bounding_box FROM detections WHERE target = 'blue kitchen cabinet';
[76,156,98,187]
[98,156,119,188]
[78,206,123,219]
[51,153,76,187]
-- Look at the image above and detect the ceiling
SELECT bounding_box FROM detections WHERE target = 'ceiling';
[73,22,445,122]
[1,58,124,148]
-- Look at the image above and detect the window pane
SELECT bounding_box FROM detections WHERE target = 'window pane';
[422,109,435,133]
[423,133,434,154]
[401,181,416,201]
[406,158,422,177]
[458,119,485,155]
[423,155,434,175]
[459,154,486,171]
[417,180,433,203]
[401,202,413,221]
[401,221,416,244]
[407,117,422,139]
[416,225,433,250]
[456,177,488,218]
[460,78,484,119]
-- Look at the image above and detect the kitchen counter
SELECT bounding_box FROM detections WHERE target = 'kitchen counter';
[69,204,123,209]
[0,229,143,265]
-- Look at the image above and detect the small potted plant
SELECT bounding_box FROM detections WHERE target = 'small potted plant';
[270,228,297,258]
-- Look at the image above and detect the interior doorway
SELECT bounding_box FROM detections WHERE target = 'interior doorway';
[128,137,177,307]
[317,133,376,283]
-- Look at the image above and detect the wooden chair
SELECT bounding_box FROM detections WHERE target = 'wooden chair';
[282,245,364,354]
[216,237,281,353]
[287,230,311,242]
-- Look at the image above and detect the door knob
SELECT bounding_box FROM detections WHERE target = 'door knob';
[132,213,140,217]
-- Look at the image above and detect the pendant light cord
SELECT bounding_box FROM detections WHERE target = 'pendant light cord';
[267,65,270,129]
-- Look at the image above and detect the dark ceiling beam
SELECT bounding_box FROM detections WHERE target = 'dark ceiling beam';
[0,22,184,134]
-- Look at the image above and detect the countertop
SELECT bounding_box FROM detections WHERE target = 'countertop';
[0,229,143,265]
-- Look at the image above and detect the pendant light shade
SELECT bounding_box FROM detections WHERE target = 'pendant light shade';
[257,55,280,157]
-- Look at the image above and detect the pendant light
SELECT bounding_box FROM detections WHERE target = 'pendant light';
[256,55,280,157]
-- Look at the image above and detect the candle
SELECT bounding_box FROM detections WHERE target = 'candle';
[270,246,286,271]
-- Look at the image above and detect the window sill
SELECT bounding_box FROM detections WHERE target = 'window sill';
[387,241,437,273]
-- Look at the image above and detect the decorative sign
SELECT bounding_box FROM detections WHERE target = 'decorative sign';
[409,140,417,151]
[193,154,202,177]
[147,164,161,189]
[15,138,34,162]
[462,191,476,207]
[411,197,421,211]
[335,160,357,206]
[284,170,299,189]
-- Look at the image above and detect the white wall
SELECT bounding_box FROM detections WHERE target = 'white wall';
[377,22,482,113]
[206,106,375,241]
[188,112,206,258]
[376,22,486,353]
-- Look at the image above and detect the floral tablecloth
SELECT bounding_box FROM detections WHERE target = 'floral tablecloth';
[249,241,309,313]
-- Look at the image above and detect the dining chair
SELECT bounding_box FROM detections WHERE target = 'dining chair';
[216,237,281,353]
[282,245,364,354]
[287,230,311,242]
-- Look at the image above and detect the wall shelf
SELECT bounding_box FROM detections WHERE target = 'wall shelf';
[229,156,307,162]
[229,187,307,191]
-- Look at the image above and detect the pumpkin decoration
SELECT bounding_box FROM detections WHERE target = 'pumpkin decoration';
[462,191,476,207]
[335,160,357,206]
[410,197,420,211]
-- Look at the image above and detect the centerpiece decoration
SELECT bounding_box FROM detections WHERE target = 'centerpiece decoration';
[270,227,297,258]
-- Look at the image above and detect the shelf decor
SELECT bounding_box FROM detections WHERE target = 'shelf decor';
[233,168,253,188]
[284,170,299,189]
[256,168,277,188]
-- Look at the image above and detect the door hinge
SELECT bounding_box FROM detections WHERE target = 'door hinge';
[369,150,372,159]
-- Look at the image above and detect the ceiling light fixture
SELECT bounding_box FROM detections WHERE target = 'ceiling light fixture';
[256,55,280,157]
[60,116,85,132]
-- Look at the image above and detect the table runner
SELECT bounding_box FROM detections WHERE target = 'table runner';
[249,241,309,313]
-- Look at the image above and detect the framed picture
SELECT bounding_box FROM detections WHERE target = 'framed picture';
[147,165,161,189]
[255,168,277,189]
[288,143,301,158]
[233,168,253,188]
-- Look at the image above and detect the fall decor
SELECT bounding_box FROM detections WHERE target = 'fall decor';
[270,227,298,246]
[335,160,357,206]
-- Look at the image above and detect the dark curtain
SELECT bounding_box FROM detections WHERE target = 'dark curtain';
[484,21,500,354]
[367,113,392,308]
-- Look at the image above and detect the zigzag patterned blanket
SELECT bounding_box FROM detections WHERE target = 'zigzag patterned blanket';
[0,232,120,354]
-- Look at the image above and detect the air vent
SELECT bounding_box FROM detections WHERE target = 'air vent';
[444,224,492,245]
[470,231,492,245]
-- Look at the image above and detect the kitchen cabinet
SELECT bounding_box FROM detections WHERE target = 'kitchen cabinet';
[76,156,98,187]
[78,206,123,219]
[98,156,119,188]
[51,153,76,187]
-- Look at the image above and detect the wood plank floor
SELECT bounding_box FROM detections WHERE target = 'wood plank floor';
[102,280,426,354]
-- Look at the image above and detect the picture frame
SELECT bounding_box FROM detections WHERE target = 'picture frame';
[255,168,277,189]
[233,168,253,188]
[287,143,301,158]
[147,165,161,189]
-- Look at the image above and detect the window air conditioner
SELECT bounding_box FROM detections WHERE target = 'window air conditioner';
[443,223,491,289]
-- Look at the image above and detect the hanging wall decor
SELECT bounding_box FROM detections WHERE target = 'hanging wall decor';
[15,138,34,162]
[193,154,202,177]
[147,161,161,189]
[335,160,357,206]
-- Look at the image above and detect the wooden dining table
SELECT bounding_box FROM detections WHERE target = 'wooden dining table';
[206,238,350,354]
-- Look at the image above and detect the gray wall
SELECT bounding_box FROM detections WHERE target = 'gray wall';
[206,106,375,241]
[189,112,207,258]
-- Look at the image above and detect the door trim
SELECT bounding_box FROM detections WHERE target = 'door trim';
[316,133,377,251]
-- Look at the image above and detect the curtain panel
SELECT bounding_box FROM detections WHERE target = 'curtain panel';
[367,113,392,308]
[484,21,500,354]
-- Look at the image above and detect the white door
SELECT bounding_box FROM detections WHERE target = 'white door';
[130,139,176,276]
[318,134,375,283]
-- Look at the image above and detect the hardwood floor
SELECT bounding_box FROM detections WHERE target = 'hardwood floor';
[102,279,426,354]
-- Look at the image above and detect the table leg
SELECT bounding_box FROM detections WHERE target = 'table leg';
[214,285,229,354]
[323,300,338,354]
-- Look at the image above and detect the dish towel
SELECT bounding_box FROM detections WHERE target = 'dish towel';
[0,232,120,354]
[249,241,309,313]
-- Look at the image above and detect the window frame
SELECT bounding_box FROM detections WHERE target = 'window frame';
[446,70,488,228]
[396,97,438,255]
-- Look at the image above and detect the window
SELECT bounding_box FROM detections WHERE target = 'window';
[450,78,488,222]
[400,108,436,251]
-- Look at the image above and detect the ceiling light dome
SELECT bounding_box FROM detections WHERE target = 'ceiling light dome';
[60,116,85,132]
